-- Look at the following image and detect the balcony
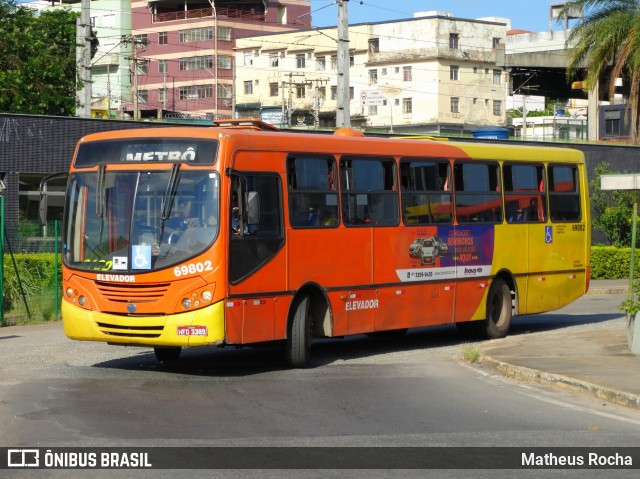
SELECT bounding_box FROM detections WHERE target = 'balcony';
[153,3,265,23]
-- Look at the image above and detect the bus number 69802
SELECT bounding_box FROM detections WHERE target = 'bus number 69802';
[174,261,213,277]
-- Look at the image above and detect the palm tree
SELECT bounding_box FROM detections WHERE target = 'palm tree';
[562,0,640,143]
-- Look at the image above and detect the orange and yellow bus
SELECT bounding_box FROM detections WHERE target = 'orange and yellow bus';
[42,119,590,367]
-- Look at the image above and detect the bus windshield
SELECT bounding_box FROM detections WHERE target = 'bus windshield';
[63,169,219,273]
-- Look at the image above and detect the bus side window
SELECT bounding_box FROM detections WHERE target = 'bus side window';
[340,157,398,227]
[549,165,581,221]
[504,163,547,223]
[287,156,340,228]
[399,158,452,225]
[454,162,501,224]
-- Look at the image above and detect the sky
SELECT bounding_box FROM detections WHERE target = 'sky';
[309,0,570,32]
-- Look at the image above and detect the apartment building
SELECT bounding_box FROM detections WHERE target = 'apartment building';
[127,0,311,119]
[235,12,508,133]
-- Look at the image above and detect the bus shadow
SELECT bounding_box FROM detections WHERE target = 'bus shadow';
[93,312,622,375]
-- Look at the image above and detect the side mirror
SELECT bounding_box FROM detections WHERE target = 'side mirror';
[246,191,260,226]
[39,172,68,226]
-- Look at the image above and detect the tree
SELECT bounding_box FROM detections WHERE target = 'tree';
[563,0,640,144]
[0,0,92,116]
[590,162,639,246]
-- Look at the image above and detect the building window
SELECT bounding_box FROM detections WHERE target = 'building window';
[179,55,213,71]
[368,38,380,53]
[269,53,279,67]
[244,51,253,66]
[136,60,148,76]
[316,56,326,70]
[403,66,412,81]
[244,81,253,95]
[493,69,502,84]
[138,90,148,104]
[403,98,412,114]
[134,34,148,46]
[296,53,306,69]
[159,88,166,104]
[493,100,502,116]
[369,105,378,116]
[217,84,232,99]
[605,118,620,135]
[450,65,459,81]
[493,37,502,48]
[350,55,354,67]
[179,27,212,43]
[179,85,213,100]
[158,59,167,74]
[269,82,279,97]
[382,67,387,76]
[451,97,459,113]
[218,56,232,69]
[369,69,378,84]
[349,87,354,100]
[158,32,168,45]
[296,84,306,98]
[331,55,337,70]
[331,86,337,100]
[449,33,459,49]
[218,27,232,41]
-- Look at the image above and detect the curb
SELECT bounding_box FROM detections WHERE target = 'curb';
[587,287,628,295]
[481,355,640,411]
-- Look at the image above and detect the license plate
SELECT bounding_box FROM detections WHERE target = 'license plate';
[177,325,208,336]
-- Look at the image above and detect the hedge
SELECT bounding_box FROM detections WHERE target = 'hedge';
[590,246,640,280]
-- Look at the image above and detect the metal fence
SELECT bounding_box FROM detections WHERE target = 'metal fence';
[1,219,61,326]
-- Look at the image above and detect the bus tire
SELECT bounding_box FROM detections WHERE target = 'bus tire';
[286,295,312,368]
[154,346,182,362]
[482,278,512,339]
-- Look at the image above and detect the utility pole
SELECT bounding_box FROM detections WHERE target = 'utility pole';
[336,0,351,127]
[76,0,92,118]
[123,35,146,120]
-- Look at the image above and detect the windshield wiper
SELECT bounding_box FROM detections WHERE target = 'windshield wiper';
[95,164,106,218]
[96,164,107,249]
[159,163,181,242]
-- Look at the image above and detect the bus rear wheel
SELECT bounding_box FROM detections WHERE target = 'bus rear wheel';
[482,278,512,339]
[154,346,182,362]
[286,295,312,368]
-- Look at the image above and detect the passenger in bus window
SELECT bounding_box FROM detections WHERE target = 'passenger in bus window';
[321,210,338,226]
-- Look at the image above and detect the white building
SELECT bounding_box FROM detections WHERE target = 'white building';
[235,12,508,132]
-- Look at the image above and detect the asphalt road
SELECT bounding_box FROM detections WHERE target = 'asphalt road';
[1,294,639,478]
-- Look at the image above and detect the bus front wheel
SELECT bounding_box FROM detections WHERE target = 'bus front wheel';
[286,295,312,368]
[482,278,512,339]
[154,346,182,362]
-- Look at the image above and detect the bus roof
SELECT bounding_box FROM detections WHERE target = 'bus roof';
[76,124,584,166]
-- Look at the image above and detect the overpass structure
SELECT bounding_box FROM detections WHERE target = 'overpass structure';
[496,28,599,140]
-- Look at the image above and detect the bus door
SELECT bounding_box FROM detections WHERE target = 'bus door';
[504,163,548,314]
[527,164,583,313]
[226,152,287,344]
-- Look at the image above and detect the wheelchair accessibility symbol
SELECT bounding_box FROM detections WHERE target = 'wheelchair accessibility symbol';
[132,244,151,270]
[545,226,553,244]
